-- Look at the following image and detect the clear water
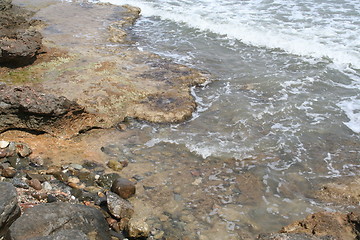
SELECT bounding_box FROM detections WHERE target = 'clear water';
[97,0,360,238]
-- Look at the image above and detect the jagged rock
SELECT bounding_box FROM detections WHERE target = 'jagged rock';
[0,182,21,238]
[8,202,111,240]
[0,84,103,137]
[0,0,42,66]
[106,191,134,219]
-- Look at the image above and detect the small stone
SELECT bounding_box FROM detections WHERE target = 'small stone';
[106,191,134,219]
[84,186,102,193]
[69,163,83,170]
[7,156,29,169]
[42,181,52,191]
[97,173,120,189]
[52,171,69,182]
[28,178,42,190]
[154,231,165,239]
[117,123,127,131]
[0,140,9,148]
[68,176,80,184]
[68,182,85,189]
[0,149,7,158]
[111,178,136,199]
[32,192,48,201]
[30,156,44,166]
[1,167,17,178]
[47,194,57,203]
[15,143,32,157]
[107,159,123,171]
[11,178,29,189]
[127,218,150,238]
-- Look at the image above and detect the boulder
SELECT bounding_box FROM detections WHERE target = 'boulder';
[0,182,21,238]
[8,202,111,240]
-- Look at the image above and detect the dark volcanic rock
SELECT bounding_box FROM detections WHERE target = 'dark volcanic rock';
[0,84,91,136]
[0,0,42,66]
[8,202,111,240]
[0,182,21,238]
[111,177,136,199]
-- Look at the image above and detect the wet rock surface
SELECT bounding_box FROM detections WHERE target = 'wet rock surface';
[0,182,20,238]
[0,0,42,67]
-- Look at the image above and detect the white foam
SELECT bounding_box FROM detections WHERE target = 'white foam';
[100,0,360,70]
[338,98,360,133]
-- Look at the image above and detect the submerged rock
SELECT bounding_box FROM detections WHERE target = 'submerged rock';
[127,218,150,238]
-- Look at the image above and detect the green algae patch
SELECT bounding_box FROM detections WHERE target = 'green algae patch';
[0,56,72,85]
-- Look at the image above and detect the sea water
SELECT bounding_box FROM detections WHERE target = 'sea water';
[97,0,360,238]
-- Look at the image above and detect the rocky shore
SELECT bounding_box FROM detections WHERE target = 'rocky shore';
[1,0,360,240]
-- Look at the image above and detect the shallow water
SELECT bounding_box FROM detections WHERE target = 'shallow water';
[96,0,360,238]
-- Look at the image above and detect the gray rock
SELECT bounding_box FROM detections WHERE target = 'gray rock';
[106,191,134,219]
[0,182,21,238]
[28,230,88,240]
[8,202,111,240]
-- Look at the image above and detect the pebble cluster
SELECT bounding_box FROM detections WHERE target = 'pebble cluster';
[0,140,150,239]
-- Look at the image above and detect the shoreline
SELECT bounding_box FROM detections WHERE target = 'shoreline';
[2,0,360,240]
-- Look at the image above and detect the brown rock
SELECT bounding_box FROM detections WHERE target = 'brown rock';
[281,211,360,240]
[15,143,32,157]
[28,179,42,190]
[111,178,136,199]
[107,159,123,171]
[1,168,16,178]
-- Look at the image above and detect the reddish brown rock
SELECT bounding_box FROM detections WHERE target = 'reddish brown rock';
[280,211,360,240]
[1,168,16,178]
[28,179,42,190]
[111,177,136,199]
